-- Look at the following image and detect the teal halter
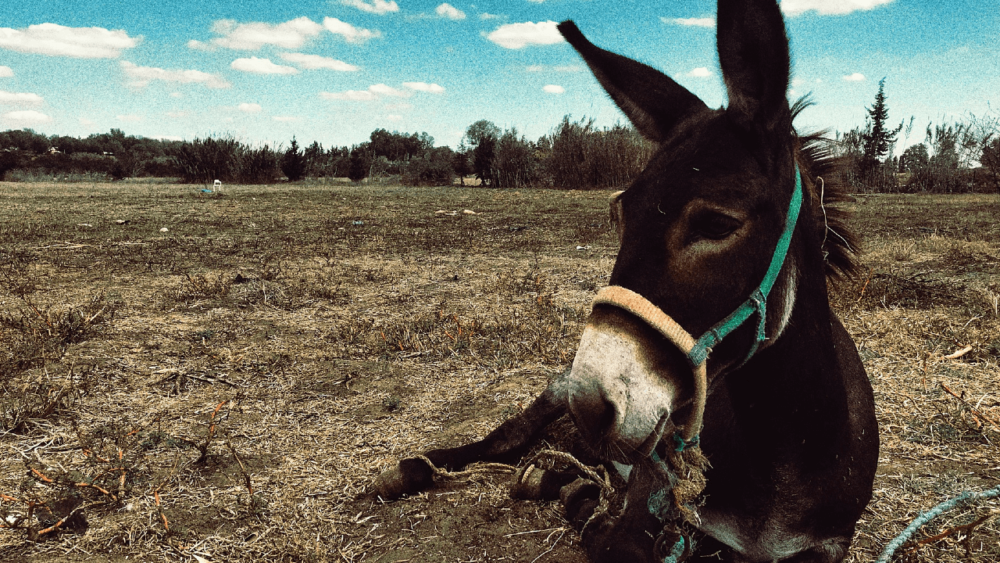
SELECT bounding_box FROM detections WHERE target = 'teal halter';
[687,165,803,370]
[650,166,803,563]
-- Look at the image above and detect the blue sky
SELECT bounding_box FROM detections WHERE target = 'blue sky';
[1,0,997,151]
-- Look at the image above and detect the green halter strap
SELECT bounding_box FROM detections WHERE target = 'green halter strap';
[686,166,802,369]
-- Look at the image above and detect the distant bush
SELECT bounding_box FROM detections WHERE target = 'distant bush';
[490,128,538,189]
[140,156,181,178]
[281,138,307,181]
[237,144,279,184]
[0,151,23,180]
[171,137,278,184]
[543,116,653,189]
[348,144,372,182]
[402,147,456,186]
[172,137,241,184]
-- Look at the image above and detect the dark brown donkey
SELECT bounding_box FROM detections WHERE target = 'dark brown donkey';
[374,0,878,560]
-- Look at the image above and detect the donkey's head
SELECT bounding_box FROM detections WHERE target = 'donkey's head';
[561,0,809,462]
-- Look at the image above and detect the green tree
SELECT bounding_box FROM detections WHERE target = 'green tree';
[900,143,928,173]
[281,137,307,181]
[981,137,1000,193]
[463,120,500,185]
[348,143,372,182]
[861,78,903,163]
[858,78,903,190]
[490,128,537,188]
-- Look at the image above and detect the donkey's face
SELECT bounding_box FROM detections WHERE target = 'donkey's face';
[559,0,800,462]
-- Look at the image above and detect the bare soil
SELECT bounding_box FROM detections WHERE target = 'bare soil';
[1,181,998,562]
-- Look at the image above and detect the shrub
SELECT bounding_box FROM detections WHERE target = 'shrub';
[402,149,456,186]
[237,144,278,184]
[348,144,372,182]
[172,137,241,183]
[0,150,22,180]
[281,138,307,181]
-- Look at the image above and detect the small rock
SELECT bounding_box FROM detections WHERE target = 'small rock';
[115,219,129,225]
[160,227,169,232]
[463,209,477,215]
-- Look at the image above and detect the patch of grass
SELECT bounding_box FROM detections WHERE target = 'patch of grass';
[1,183,998,563]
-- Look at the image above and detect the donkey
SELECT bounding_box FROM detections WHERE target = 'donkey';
[374,0,879,561]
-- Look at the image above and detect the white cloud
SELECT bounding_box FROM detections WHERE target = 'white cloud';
[436,4,466,20]
[193,17,323,51]
[170,92,183,98]
[117,114,142,122]
[3,110,52,125]
[273,116,299,122]
[238,103,263,113]
[0,66,12,77]
[781,0,895,16]
[0,23,139,58]
[842,72,866,81]
[323,18,381,44]
[79,117,97,126]
[341,0,399,14]
[280,52,359,71]
[231,57,299,75]
[543,84,565,94]
[121,61,231,89]
[387,114,403,122]
[662,17,716,28]
[320,83,409,101]
[403,82,445,94]
[480,13,503,20]
[486,21,564,49]
[687,67,714,78]
[0,90,44,106]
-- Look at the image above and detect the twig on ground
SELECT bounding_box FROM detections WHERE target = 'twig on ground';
[940,382,1000,432]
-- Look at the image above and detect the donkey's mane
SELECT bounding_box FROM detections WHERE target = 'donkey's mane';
[791,98,861,280]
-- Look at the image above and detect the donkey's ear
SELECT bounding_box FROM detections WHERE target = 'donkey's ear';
[716,0,791,133]
[559,21,708,143]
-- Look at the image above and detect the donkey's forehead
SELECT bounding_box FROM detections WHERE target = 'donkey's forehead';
[626,113,773,201]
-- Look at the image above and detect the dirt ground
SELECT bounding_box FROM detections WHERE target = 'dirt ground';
[1,181,998,562]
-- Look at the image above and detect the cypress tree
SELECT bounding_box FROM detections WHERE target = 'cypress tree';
[861,78,903,162]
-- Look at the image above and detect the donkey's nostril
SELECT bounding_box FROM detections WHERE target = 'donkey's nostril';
[568,387,617,442]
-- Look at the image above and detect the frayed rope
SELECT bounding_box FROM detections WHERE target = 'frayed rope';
[875,484,1000,563]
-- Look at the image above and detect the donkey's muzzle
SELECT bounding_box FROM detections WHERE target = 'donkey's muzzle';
[565,306,688,460]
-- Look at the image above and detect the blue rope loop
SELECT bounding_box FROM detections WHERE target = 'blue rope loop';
[674,433,700,452]
[663,535,686,563]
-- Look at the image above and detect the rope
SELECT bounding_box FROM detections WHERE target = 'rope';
[592,286,706,442]
[875,484,1000,563]
[414,455,516,482]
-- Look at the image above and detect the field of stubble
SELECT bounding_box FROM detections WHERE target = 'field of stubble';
[1,180,998,562]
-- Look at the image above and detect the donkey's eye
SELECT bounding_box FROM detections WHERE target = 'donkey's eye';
[691,212,741,240]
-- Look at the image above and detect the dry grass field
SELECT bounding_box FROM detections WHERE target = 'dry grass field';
[1,180,998,563]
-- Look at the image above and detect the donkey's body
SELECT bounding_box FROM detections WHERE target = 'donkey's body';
[375,1,878,561]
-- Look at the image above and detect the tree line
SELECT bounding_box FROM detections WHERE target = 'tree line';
[0,117,653,190]
[2,91,997,192]
[832,78,1000,193]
